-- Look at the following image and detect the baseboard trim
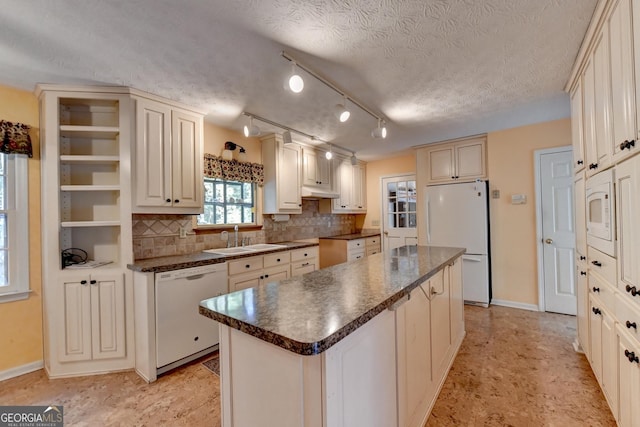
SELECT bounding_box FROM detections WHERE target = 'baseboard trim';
[0,360,44,382]
[490,299,539,312]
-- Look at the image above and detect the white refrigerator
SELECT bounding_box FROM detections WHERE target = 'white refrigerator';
[424,180,491,306]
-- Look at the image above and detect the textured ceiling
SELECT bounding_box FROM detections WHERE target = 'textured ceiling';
[0,0,596,160]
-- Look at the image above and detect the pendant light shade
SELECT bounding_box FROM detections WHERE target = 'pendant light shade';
[243,116,261,137]
[334,96,350,122]
[371,119,387,139]
[286,62,304,93]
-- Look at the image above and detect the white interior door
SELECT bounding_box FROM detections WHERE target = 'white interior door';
[382,175,418,251]
[538,149,577,315]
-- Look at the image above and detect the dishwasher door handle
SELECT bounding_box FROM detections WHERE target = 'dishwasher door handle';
[185,274,205,280]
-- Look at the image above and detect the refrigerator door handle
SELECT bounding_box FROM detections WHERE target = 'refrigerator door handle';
[426,198,431,243]
[463,256,482,262]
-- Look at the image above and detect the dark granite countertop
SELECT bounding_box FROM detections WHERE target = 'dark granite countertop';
[319,230,381,241]
[127,241,319,273]
[199,245,465,356]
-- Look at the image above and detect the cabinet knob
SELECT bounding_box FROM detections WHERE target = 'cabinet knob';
[80,280,87,285]
[90,280,96,285]
[301,262,310,267]
[626,320,637,330]
[629,140,636,149]
[264,274,269,278]
[259,275,264,280]
[591,260,602,267]
[246,265,250,269]
[166,198,171,203]
[277,258,281,262]
[589,163,598,170]
[579,255,586,261]
[592,287,600,293]
[577,160,584,165]
[592,307,601,315]
[451,176,455,179]
[174,199,179,203]
[580,271,587,276]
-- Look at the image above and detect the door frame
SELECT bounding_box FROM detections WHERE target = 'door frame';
[534,145,573,312]
[380,173,416,252]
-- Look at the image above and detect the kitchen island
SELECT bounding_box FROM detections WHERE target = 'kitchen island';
[200,245,465,427]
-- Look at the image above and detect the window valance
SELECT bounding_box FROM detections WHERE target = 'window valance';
[0,120,33,158]
[204,153,264,185]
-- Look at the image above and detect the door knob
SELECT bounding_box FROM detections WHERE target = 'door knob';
[544,238,553,244]
[384,231,389,235]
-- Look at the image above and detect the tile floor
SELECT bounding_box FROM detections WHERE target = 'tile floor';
[0,305,616,426]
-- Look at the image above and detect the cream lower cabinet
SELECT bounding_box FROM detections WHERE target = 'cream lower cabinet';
[57,272,127,363]
[616,293,640,427]
[290,247,319,276]
[319,236,381,268]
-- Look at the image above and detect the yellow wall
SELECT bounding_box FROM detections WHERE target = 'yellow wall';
[0,85,42,372]
[487,118,571,306]
[362,153,416,230]
[203,121,262,163]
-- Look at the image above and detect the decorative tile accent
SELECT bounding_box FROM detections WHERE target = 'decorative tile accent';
[131,200,358,260]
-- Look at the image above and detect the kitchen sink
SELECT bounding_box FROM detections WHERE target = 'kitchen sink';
[203,247,257,255]
[244,243,288,251]
[203,243,288,256]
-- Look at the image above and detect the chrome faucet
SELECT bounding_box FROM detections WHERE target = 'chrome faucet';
[234,225,239,247]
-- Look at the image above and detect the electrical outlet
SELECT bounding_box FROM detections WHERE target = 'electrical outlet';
[179,227,187,239]
[372,219,380,226]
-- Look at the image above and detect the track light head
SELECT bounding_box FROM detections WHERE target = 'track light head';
[350,153,358,165]
[286,62,304,93]
[371,119,387,139]
[334,96,350,122]
[325,145,333,160]
[243,116,261,137]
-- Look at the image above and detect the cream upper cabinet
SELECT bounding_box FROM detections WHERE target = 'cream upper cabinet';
[322,158,367,214]
[423,137,486,184]
[610,0,638,164]
[589,27,614,175]
[261,134,302,214]
[351,161,366,211]
[133,96,203,213]
[570,79,586,172]
[302,147,332,190]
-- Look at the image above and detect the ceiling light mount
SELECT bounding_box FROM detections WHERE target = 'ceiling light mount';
[280,50,388,137]
[243,115,261,137]
[334,95,350,123]
[371,118,387,139]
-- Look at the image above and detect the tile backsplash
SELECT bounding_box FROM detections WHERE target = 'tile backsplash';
[132,200,357,260]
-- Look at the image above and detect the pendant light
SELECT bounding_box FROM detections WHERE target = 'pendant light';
[334,95,351,122]
[371,119,387,139]
[243,116,261,137]
[285,61,304,93]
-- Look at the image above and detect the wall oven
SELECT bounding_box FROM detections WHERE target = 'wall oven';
[586,169,615,257]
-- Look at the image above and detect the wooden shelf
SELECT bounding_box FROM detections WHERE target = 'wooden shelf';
[60,155,120,164]
[60,185,120,191]
[60,220,121,228]
[59,125,119,138]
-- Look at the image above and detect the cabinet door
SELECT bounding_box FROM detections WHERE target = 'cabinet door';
[576,262,589,357]
[351,163,366,211]
[429,270,451,379]
[333,159,353,211]
[302,148,319,187]
[261,265,289,285]
[91,273,126,360]
[58,277,93,362]
[171,109,203,209]
[617,326,640,427]
[593,28,613,172]
[574,172,587,260]
[583,56,597,174]
[455,140,486,180]
[570,80,586,172]
[316,152,332,190]
[426,146,455,183]
[278,143,302,210]
[135,98,172,207]
[601,309,618,416]
[396,284,432,427]
[229,271,262,292]
[616,156,640,295]
[448,258,464,345]
[589,296,603,380]
[609,0,637,164]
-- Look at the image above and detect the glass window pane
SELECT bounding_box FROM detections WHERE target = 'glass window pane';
[215,206,225,224]
[388,202,396,214]
[243,207,253,223]
[226,205,241,223]
[0,155,5,175]
[408,202,417,212]
[0,176,5,210]
[398,213,408,228]
[409,213,417,228]
[398,200,407,213]
[389,214,396,228]
[0,249,7,287]
[203,181,215,203]
[226,183,242,203]
[0,214,6,248]
[387,182,397,197]
[243,183,253,203]
[397,181,407,197]
[214,183,225,202]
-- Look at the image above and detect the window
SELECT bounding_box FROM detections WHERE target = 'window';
[0,154,30,303]
[197,178,256,226]
[387,180,417,229]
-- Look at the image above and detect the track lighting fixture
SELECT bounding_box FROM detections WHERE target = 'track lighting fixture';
[350,153,358,165]
[286,61,304,93]
[325,145,333,160]
[371,119,387,139]
[243,116,261,137]
[334,95,350,122]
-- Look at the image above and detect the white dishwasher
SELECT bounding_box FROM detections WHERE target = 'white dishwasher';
[155,262,228,373]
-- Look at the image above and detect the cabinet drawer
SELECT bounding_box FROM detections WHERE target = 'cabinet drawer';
[347,249,366,261]
[366,246,380,256]
[588,246,616,286]
[589,272,616,311]
[347,239,366,251]
[291,259,316,276]
[290,246,318,262]
[616,293,640,346]
[365,236,380,248]
[228,256,264,275]
[264,251,291,268]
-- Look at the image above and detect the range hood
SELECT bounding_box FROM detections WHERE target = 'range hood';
[300,187,340,199]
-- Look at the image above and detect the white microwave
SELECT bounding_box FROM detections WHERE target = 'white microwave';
[585,169,615,257]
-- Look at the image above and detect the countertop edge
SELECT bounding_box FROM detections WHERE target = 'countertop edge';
[199,247,465,355]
